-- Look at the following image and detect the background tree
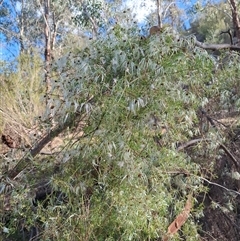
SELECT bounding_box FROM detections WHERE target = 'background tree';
[229,0,240,44]
[188,0,240,46]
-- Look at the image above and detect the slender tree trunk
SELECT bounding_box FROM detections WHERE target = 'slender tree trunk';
[51,12,57,51]
[156,0,162,28]
[44,0,51,104]
[19,0,25,52]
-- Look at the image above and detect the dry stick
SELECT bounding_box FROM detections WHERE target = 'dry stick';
[177,138,239,168]
[220,29,233,45]
[200,109,216,127]
[199,176,240,196]
[207,116,229,128]
[176,138,209,151]
[218,143,239,168]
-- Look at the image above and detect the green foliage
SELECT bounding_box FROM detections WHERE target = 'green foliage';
[46,29,206,239]
[188,1,233,43]
[2,24,240,241]
[73,0,104,29]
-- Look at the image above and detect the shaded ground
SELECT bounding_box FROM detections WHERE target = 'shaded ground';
[199,132,240,241]
[196,112,240,240]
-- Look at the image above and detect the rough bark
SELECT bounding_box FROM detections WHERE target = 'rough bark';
[229,0,240,42]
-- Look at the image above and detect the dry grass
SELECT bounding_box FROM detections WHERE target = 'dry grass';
[0,52,45,149]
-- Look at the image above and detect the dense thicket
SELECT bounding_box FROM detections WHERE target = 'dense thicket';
[1,1,240,240]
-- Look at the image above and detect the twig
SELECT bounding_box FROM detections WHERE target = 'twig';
[201,109,228,128]
[199,176,240,196]
[162,170,240,196]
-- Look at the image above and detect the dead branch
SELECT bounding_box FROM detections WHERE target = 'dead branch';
[220,29,233,45]
[7,112,84,179]
[176,138,210,151]
[199,176,240,196]
[194,39,240,51]
[219,143,239,168]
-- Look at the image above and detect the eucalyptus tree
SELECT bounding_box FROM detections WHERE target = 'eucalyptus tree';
[0,0,38,58]
[0,0,78,55]
[188,0,240,46]
[0,0,90,102]
[188,1,234,43]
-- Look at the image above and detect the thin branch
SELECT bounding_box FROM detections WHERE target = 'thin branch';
[82,3,98,37]
[199,176,240,196]
[162,170,240,196]
[50,12,61,51]
[207,117,229,128]
[0,26,20,39]
[37,0,51,37]
[220,29,233,45]
[163,2,175,20]
[200,109,229,128]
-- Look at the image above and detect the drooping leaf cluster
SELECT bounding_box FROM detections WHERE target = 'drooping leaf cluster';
[73,0,104,29]
[24,28,213,239]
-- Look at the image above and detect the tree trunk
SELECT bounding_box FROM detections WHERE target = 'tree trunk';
[229,0,240,44]
[156,0,162,28]
[44,0,51,104]
[19,0,25,53]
